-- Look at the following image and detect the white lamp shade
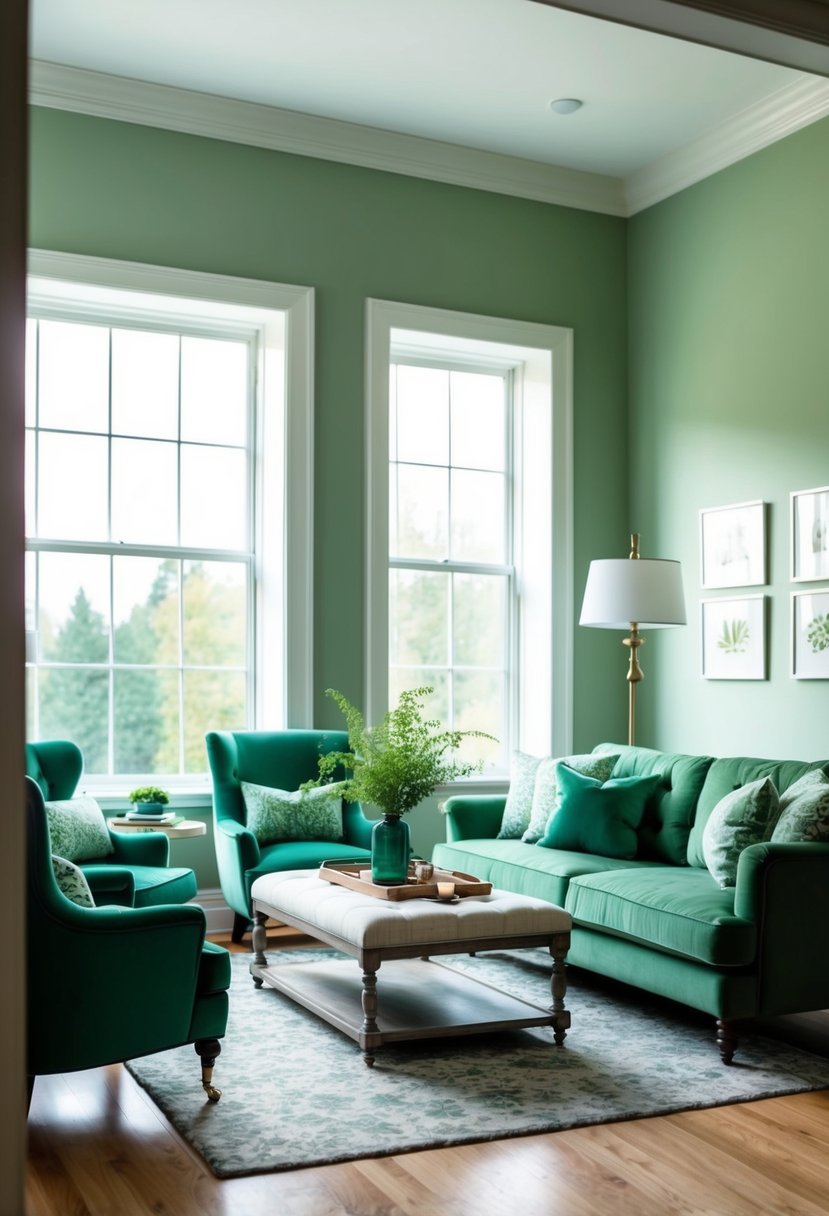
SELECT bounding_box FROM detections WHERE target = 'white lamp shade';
[580,558,686,629]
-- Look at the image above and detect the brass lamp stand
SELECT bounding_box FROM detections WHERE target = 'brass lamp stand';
[579,533,686,748]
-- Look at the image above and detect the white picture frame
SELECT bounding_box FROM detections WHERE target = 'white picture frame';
[701,595,767,680]
[791,486,829,582]
[700,500,766,589]
[792,590,829,679]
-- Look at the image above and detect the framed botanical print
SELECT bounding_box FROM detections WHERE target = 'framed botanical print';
[792,590,829,679]
[701,595,767,680]
[700,500,766,589]
[791,486,829,582]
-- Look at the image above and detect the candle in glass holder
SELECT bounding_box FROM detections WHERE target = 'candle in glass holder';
[436,881,455,899]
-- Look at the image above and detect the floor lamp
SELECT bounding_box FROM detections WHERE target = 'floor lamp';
[579,534,686,746]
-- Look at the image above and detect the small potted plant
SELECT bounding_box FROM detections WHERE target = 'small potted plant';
[127,785,171,816]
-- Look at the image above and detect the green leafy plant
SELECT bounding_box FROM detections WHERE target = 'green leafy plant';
[128,785,170,805]
[807,613,829,654]
[302,686,495,817]
[717,619,750,654]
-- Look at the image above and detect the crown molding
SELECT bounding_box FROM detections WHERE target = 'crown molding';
[28,61,627,216]
[29,60,829,219]
[624,74,829,213]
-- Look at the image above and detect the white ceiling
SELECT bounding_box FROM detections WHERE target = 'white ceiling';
[29,0,829,202]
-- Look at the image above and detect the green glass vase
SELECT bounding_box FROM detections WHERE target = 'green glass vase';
[371,812,410,885]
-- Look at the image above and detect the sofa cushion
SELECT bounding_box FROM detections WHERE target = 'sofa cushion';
[432,838,663,908]
[521,752,620,843]
[51,855,96,908]
[593,744,714,864]
[497,751,543,838]
[565,867,757,966]
[702,776,780,888]
[45,796,112,863]
[687,756,829,867]
[241,780,345,846]
[771,767,829,843]
[537,767,662,859]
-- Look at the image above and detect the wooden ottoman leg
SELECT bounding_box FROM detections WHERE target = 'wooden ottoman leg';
[360,967,380,1068]
[549,932,572,1047]
[250,906,269,987]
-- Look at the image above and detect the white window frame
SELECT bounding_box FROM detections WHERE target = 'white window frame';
[366,299,574,776]
[26,250,315,792]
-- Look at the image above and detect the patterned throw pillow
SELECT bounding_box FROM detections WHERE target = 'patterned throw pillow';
[772,768,829,843]
[241,781,345,846]
[702,776,780,888]
[537,765,662,859]
[45,796,112,862]
[522,752,620,843]
[497,752,544,838]
[51,855,96,908]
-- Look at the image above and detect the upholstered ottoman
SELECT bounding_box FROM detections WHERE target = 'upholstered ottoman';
[250,869,572,1064]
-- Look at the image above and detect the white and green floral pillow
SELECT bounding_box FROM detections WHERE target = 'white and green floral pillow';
[241,781,345,846]
[702,776,780,888]
[51,855,96,908]
[497,752,544,838]
[772,767,829,843]
[45,796,112,863]
[522,752,620,843]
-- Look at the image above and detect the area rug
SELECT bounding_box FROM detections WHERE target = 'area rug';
[127,947,829,1178]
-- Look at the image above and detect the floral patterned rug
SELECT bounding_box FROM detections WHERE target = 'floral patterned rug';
[127,947,829,1178]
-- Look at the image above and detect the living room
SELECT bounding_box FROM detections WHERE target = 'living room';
[4,1,829,1213]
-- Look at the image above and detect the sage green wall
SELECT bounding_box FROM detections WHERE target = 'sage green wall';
[29,107,629,864]
[628,115,829,759]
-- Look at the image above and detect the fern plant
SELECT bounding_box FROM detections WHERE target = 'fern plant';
[302,686,495,817]
[718,619,750,654]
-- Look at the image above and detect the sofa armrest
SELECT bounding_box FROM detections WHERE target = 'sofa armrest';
[442,795,506,842]
[734,840,829,1016]
[81,865,136,906]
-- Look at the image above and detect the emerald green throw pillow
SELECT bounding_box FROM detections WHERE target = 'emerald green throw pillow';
[45,796,112,863]
[51,855,96,908]
[241,781,345,846]
[536,765,661,859]
[521,752,620,843]
[771,768,829,843]
[498,751,543,838]
[702,776,780,888]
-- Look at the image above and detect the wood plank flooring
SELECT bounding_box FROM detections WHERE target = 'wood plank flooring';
[26,930,829,1216]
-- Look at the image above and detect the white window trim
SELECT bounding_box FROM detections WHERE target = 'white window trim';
[365,298,574,768]
[26,250,315,776]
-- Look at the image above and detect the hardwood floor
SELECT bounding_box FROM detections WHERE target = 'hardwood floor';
[26,931,829,1216]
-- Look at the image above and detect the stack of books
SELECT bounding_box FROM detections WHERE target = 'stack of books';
[124,809,177,824]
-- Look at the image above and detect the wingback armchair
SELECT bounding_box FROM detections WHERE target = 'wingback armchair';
[27,777,230,1107]
[206,729,378,941]
[25,739,197,907]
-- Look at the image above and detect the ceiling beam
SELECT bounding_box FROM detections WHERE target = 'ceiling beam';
[529,1,829,75]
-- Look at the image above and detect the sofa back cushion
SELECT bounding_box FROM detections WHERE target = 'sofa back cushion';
[687,756,829,867]
[593,744,714,865]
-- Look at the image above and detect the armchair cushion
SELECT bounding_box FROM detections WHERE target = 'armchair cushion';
[241,780,345,845]
[45,796,112,862]
[51,856,95,908]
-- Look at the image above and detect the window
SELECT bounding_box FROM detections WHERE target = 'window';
[26,252,314,790]
[367,300,574,777]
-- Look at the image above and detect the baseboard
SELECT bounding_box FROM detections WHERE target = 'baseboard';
[191,887,234,935]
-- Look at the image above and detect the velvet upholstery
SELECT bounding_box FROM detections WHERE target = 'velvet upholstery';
[434,743,829,1057]
[25,739,197,907]
[27,778,230,1104]
[205,729,378,937]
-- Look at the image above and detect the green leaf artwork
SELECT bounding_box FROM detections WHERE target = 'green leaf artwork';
[718,619,750,654]
[807,613,829,654]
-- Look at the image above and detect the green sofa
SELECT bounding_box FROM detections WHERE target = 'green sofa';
[433,743,829,1062]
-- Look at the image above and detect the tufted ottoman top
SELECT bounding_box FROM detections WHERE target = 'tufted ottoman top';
[251,868,571,951]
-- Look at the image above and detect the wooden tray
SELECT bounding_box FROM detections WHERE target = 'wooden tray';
[318,859,492,901]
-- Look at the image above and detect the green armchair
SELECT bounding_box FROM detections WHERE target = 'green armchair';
[27,777,230,1107]
[206,729,378,941]
[25,739,197,907]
